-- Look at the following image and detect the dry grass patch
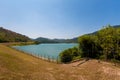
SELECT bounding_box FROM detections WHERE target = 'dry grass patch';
[0,44,120,80]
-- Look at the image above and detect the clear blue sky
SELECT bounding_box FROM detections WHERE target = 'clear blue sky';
[0,0,120,39]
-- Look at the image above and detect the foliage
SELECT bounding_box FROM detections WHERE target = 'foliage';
[59,25,120,63]
[97,25,120,60]
[59,47,80,63]
[78,25,120,61]
[78,35,102,58]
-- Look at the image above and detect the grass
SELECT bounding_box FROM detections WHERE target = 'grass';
[0,43,120,80]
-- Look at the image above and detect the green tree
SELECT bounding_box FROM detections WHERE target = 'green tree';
[78,35,100,58]
[59,49,73,63]
[97,25,120,60]
[59,47,80,63]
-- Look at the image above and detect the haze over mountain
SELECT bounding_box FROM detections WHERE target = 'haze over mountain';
[1,0,120,39]
[0,25,120,43]
[34,37,78,43]
[34,25,120,43]
[0,27,78,43]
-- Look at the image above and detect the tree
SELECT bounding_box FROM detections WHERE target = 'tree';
[97,25,120,60]
[78,35,100,58]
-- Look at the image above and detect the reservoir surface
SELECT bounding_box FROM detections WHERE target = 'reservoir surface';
[13,43,78,60]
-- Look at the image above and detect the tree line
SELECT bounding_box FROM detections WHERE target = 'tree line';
[59,25,120,63]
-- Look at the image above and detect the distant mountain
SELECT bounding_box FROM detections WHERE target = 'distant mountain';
[53,37,78,43]
[2,25,118,43]
[0,27,32,42]
[35,37,78,43]
[35,37,58,43]
[33,25,120,43]
[113,25,120,28]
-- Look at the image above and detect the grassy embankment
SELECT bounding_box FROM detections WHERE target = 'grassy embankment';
[0,43,120,80]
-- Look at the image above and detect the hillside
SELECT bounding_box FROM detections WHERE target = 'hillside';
[1,25,119,43]
[0,44,120,80]
[0,27,32,42]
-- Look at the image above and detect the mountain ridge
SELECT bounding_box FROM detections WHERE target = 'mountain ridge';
[0,27,32,42]
[34,25,120,43]
[1,25,120,43]
[34,37,78,43]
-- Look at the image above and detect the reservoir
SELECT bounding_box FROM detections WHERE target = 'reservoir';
[13,43,78,60]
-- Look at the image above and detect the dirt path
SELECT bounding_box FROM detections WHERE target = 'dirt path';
[0,44,120,80]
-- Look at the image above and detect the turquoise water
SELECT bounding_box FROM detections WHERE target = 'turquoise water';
[13,43,78,60]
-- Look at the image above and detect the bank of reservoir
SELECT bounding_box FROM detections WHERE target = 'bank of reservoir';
[13,43,78,60]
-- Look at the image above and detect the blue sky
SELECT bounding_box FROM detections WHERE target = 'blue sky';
[0,0,120,39]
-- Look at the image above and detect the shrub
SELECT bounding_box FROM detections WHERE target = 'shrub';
[59,47,80,63]
[59,49,72,63]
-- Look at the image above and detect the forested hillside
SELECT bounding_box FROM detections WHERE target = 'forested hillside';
[0,27,32,42]
[78,25,120,61]
[60,25,120,63]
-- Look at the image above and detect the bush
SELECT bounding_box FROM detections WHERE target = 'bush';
[59,47,80,63]
[59,49,72,63]
[78,35,102,58]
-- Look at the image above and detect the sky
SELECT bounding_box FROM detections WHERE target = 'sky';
[0,0,120,39]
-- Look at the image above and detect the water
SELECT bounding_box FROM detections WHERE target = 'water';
[13,43,78,60]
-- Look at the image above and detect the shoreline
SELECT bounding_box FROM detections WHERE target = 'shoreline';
[10,44,59,64]
[1,42,120,65]
[12,47,59,63]
[0,43,120,80]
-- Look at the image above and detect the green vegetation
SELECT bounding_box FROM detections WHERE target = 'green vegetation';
[78,35,101,58]
[59,47,81,63]
[60,25,120,63]
[95,25,120,61]
[0,27,32,42]
[0,26,120,80]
